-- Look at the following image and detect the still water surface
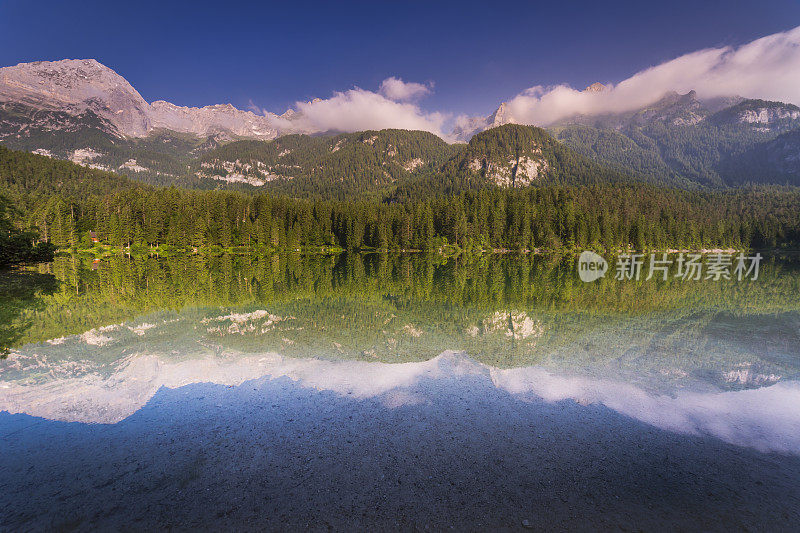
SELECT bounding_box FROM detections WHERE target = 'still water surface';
[1,253,799,529]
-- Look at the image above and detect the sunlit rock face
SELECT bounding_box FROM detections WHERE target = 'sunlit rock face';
[148,101,277,139]
[0,59,278,139]
[0,59,151,136]
[465,135,551,187]
[195,158,291,186]
[467,154,548,187]
[452,102,516,142]
[738,107,800,124]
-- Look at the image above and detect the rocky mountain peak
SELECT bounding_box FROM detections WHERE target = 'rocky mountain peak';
[0,59,278,139]
[0,58,151,135]
[584,82,607,93]
[488,102,514,127]
[2,59,133,91]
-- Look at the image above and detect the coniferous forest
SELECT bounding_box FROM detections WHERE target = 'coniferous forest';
[2,133,800,259]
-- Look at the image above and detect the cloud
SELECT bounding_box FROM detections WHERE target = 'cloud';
[378,77,432,101]
[7,339,800,454]
[263,26,800,139]
[503,25,800,126]
[274,81,447,137]
[492,366,800,454]
[246,99,265,115]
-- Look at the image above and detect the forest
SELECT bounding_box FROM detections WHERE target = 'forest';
[3,143,800,255]
[0,193,55,267]
[17,185,800,253]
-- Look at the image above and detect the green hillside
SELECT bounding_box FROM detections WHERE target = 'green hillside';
[550,96,800,187]
[0,144,137,208]
[0,102,221,186]
[721,128,800,186]
[190,129,461,198]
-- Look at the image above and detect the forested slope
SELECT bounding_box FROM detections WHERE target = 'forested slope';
[3,143,800,253]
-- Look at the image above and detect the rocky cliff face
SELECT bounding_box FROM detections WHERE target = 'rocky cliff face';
[468,153,547,187]
[0,59,151,136]
[148,101,277,139]
[708,99,800,132]
[455,124,562,187]
[0,59,278,139]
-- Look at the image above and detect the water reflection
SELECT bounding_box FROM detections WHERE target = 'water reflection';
[3,349,800,454]
[0,269,57,357]
[1,252,800,453]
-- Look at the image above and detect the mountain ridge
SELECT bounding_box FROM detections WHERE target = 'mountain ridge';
[0,59,280,140]
[2,58,800,191]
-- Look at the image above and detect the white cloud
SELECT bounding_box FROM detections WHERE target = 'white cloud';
[263,26,800,139]
[6,344,800,454]
[274,83,447,137]
[246,99,263,114]
[503,25,800,126]
[378,77,432,101]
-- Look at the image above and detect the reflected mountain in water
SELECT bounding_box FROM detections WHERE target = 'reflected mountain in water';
[3,348,800,455]
[1,252,800,453]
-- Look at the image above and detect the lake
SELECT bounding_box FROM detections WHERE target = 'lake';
[2,252,800,530]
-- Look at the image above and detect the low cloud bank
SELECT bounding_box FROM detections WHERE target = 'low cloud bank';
[505,25,800,125]
[259,25,800,137]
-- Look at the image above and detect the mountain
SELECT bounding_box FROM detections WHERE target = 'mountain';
[0,59,278,139]
[0,143,137,211]
[192,129,462,198]
[391,124,632,198]
[0,59,289,183]
[452,102,515,141]
[550,91,800,187]
[3,58,800,192]
[0,99,222,186]
[708,99,800,131]
[451,83,610,142]
[0,59,151,136]
[453,88,800,188]
[561,90,710,129]
[584,82,607,93]
[721,128,800,186]
[450,124,601,186]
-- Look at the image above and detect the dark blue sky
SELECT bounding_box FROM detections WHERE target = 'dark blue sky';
[1,0,799,116]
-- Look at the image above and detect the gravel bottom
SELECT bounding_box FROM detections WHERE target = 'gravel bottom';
[1,370,799,532]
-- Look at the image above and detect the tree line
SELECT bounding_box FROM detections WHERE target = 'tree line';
[25,184,800,252]
[4,142,800,254]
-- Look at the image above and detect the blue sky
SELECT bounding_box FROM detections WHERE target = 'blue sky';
[1,0,799,119]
